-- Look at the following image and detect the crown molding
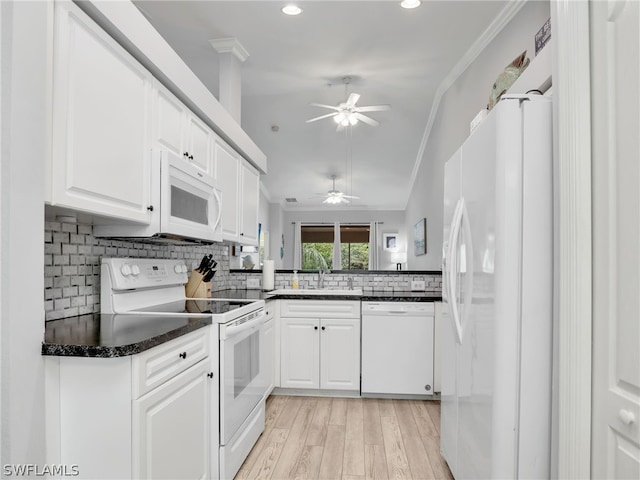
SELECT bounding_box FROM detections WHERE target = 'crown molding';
[209,37,249,62]
[404,0,528,209]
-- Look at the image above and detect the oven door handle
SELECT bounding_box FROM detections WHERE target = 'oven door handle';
[221,312,266,339]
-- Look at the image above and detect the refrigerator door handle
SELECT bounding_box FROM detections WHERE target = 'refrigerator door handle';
[460,202,474,340]
[447,198,465,344]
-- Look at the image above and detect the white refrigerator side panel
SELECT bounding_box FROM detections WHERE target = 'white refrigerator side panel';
[440,148,462,477]
[492,98,525,479]
[517,98,553,478]
[458,106,498,480]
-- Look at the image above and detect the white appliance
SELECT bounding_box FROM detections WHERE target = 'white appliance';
[95,150,222,243]
[101,257,267,480]
[441,95,553,479]
[219,309,267,480]
[361,302,435,396]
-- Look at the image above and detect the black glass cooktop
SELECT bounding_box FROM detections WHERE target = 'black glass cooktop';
[134,299,249,315]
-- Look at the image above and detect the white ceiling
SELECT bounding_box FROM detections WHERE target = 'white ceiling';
[133,0,508,211]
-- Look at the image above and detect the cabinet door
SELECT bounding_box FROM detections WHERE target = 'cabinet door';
[51,2,153,223]
[186,115,212,176]
[134,360,209,480]
[280,318,319,389]
[153,82,185,158]
[239,161,260,245]
[262,317,275,396]
[214,140,240,240]
[320,318,360,391]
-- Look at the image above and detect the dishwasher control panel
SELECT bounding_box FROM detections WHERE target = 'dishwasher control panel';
[362,301,435,315]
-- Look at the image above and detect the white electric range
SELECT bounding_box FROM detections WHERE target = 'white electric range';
[101,257,267,480]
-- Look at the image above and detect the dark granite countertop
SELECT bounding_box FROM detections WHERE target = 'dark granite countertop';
[42,313,212,358]
[212,289,441,302]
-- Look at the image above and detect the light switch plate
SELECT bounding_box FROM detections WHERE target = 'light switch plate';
[411,280,426,291]
[247,278,260,288]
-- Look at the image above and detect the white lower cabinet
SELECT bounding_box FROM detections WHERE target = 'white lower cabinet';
[279,300,360,392]
[45,328,216,479]
[134,360,210,480]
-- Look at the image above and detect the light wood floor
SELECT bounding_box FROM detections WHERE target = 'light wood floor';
[234,395,453,480]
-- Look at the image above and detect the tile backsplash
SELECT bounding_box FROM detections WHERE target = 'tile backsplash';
[44,220,231,321]
[228,271,442,292]
[45,219,442,321]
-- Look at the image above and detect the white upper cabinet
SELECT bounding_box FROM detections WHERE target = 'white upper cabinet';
[153,81,213,177]
[239,161,260,245]
[185,115,212,175]
[152,83,184,157]
[214,139,260,246]
[214,139,240,239]
[50,1,153,223]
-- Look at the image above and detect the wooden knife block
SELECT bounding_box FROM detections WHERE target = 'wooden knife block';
[185,271,211,298]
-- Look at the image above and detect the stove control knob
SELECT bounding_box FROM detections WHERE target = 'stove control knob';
[131,265,141,276]
[174,264,182,274]
[182,265,188,273]
[120,264,132,276]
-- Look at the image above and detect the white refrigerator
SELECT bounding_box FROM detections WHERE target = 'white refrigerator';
[440,95,553,479]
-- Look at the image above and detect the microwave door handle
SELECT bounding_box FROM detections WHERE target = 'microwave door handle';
[213,188,222,231]
[222,313,266,339]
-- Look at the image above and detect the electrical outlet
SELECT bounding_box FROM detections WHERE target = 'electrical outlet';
[247,278,260,289]
[411,280,426,291]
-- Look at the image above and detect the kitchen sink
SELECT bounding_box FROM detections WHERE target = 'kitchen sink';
[269,288,363,296]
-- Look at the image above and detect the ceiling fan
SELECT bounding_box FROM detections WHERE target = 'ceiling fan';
[319,175,360,205]
[306,78,391,130]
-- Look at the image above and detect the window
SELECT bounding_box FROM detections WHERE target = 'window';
[301,225,334,270]
[340,225,370,270]
[300,224,370,271]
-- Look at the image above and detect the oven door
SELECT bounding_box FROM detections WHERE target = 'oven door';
[219,311,267,444]
[160,151,221,242]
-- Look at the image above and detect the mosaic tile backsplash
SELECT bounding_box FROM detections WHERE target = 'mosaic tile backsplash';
[228,271,442,292]
[45,220,442,320]
[44,220,231,321]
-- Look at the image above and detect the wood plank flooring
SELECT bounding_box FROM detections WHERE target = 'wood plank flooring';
[235,396,453,480]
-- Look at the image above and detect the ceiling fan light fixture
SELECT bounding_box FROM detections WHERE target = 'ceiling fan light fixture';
[282,4,302,15]
[400,0,421,9]
[334,112,346,124]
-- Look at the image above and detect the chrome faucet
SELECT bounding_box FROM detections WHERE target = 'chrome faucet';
[317,269,329,289]
[347,277,353,290]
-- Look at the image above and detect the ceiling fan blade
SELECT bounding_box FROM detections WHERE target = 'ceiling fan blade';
[346,93,360,107]
[306,112,338,123]
[309,102,341,111]
[355,104,391,112]
[341,194,360,199]
[354,112,380,127]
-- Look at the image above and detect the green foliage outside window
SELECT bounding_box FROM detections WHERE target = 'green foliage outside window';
[302,243,332,270]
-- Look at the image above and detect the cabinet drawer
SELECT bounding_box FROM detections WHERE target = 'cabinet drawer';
[280,300,360,319]
[132,328,209,398]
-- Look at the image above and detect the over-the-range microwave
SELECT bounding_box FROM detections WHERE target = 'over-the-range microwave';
[94,150,222,243]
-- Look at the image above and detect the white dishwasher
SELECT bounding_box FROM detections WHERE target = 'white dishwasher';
[361,301,435,396]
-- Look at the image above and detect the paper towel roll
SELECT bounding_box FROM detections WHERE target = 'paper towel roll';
[262,260,275,291]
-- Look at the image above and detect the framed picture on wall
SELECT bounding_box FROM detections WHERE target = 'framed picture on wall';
[413,218,427,256]
[383,233,399,251]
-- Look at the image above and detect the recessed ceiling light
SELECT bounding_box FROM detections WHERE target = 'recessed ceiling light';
[282,5,302,16]
[400,0,421,9]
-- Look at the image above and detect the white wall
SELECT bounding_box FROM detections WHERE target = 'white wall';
[405,0,550,270]
[0,0,49,466]
[268,202,285,268]
[282,209,405,270]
